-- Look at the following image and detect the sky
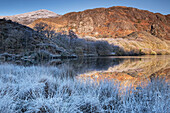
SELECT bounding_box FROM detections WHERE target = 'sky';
[0,0,169,16]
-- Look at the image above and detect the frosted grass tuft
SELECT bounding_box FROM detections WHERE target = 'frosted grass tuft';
[0,64,169,112]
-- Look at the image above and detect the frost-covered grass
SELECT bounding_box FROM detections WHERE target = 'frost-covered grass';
[0,64,169,113]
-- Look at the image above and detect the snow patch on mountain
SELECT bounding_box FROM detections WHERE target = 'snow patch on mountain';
[0,9,60,25]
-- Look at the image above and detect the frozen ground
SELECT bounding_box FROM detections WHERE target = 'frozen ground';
[0,64,169,112]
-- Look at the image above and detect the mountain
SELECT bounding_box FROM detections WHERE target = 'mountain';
[30,6,170,40]
[0,9,60,25]
[0,7,170,59]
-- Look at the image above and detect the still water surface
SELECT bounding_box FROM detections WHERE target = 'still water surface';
[1,55,169,87]
[64,55,170,87]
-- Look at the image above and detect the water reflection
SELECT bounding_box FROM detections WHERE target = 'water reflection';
[1,55,169,87]
[74,56,170,88]
[61,56,169,76]
[60,57,125,74]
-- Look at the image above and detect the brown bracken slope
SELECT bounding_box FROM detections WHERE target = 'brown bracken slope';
[30,6,170,40]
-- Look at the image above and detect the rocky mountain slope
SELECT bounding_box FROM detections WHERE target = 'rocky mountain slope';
[0,19,70,61]
[1,7,170,59]
[0,19,119,62]
[30,6,170,40]
[0,9,59,25]
[100,31,170,55]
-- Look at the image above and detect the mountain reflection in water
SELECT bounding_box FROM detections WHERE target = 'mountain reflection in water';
[72,56,170,88]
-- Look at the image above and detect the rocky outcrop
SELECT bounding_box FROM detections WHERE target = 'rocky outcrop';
[0,9,60,25]
[30,6,170,40]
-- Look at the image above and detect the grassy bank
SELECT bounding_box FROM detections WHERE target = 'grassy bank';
[0,64,169,112]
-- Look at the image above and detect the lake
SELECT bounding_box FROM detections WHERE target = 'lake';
[1,55,169,87]
[61,55,169,88]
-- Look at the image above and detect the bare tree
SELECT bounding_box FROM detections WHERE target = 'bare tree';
[45,24,56,38]
[69,30,78,39]
[33,22,56,38]
[34,22,48,34]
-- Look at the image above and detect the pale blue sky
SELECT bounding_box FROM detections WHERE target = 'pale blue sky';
[0,0,169,16]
